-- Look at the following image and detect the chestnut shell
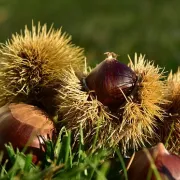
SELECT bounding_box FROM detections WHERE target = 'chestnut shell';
[85,56,137,108]
[0,103,55,163]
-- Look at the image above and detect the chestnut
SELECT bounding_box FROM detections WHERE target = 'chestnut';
[84,52,137,108]
[0,103,55,163]
[58,53,166,153]
[127,143,180,180]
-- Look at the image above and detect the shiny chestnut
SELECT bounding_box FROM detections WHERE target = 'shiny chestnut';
[0,103,55,163]
[84,52,137,108]
[127,143,180,180]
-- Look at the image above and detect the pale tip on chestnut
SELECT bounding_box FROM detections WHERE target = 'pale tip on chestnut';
[104,52,118,60]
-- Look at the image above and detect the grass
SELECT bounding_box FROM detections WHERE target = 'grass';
[0,126,126,180]
[0,125,169,180]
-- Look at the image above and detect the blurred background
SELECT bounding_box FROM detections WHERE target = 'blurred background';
[0,0,180,71]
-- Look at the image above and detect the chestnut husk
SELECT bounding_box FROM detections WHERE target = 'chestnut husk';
[0,22,85,116]
[158,115,180,155]
[156,69,180,155]
[85,52,137,108]
[0,103,56,163]
[127,143,180,180]
[58,54,166,153]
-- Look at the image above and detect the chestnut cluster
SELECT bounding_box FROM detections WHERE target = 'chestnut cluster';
[0,22,179,177]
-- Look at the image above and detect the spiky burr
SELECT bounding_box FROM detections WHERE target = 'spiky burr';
[57,53,167,153]
[0,22,85,115]
[158,69,180,155]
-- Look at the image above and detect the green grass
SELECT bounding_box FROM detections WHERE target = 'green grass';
[0,125,170,180]
[0,126,126,180]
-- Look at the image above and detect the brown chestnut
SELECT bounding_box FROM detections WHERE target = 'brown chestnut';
[0,103,55,163]
[127,143,180,180]
[84,52,137,108]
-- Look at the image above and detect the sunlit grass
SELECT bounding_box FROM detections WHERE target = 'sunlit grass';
[0,126,124,180]
[0,124,176,180]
